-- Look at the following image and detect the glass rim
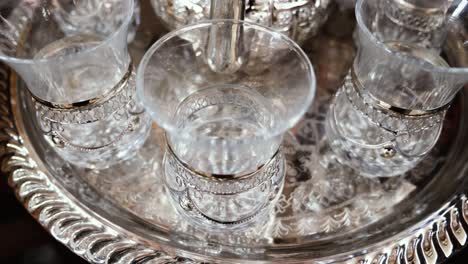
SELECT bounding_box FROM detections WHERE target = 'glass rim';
[137,19,316,140]
[355,0,468,75]
[0,0,134,65]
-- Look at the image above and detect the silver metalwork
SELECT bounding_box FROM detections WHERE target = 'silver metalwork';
[1,3,468,263]
[3,59,468,262]
[206,0,245,73]
[32,67,151,167]
[0,0,151,169]
[137,19,314,227]
[384,0,449,32]
[33,64,146,153]
[165,141,284,194]
[326,0,468,178]
[150,0,332,43]
[164,142,285,227]
[345,69,446,134]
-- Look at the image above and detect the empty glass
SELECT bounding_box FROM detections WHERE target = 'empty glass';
[52,0,141,42]
[326,0,468,177]
[137,20,316,228]
[0,0,151,169]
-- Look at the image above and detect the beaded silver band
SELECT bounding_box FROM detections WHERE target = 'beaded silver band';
[34,64,135,125]
[44,114,142,153]
[178,186,275,226]
[345,68,447,134]
[34,64,145,152]
[384,0,447,32]
[164,140,285,195]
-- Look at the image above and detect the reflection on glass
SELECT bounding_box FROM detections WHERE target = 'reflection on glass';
[326,0,468,177]
[0,0,151,169]
[137,20,316,228]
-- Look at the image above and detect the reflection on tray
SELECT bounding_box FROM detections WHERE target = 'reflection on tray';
[79,84,447,251]
[9,3,464,259]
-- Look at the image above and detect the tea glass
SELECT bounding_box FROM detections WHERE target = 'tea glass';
[326,0,468,177]
[137,20,316,228]
[0,0,151,169]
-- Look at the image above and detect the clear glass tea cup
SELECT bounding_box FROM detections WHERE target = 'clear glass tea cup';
[0,0,151,169]
[137,20,316,227]
[326,0,468,177]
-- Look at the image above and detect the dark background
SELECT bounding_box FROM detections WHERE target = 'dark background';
[0,174,467,263]
[0,174,86,264]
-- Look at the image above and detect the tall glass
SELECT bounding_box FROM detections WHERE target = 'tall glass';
[137,20,316,228]
[326,0,468,177]
[0,0,151,169]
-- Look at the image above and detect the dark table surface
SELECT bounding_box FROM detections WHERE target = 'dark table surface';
[0,173,467,263]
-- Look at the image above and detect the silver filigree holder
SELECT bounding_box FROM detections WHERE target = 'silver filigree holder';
[34,65,151,169]
[326,68,447,177]
[164,141,286,230]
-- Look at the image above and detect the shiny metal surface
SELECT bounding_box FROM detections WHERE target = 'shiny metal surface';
[150,0,332,43]
[1,3,468,263]
[206,0,246,73]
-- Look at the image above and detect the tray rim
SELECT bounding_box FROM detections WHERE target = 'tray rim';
[4,67,468,264]
[1,70,468,263]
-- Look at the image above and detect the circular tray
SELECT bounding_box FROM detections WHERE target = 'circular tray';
[1,2,468,263]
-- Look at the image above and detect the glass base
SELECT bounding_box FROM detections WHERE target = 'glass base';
[35,70,152,169]
[163,144,286,231]
[325,71,444,177]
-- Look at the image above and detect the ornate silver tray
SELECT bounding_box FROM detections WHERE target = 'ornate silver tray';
[1,2,468,263]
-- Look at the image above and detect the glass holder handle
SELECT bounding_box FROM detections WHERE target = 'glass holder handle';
[206,0,246,74]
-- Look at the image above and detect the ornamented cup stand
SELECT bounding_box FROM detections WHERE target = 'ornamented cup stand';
[1,1,468,264]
